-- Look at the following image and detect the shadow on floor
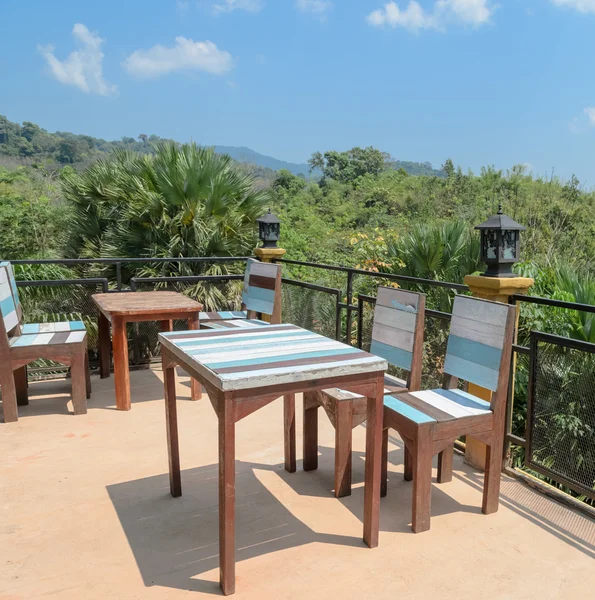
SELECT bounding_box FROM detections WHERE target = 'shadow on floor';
[283,441,478,535]
[106,437,479,595]
[12,369,197,419]
[454,467,595,559]
[107,460,363,595]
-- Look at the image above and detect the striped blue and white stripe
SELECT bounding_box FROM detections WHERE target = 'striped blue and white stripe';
[384,388,492,425]
[160,324,387,391]
[21,321,86,334]
[0,264,20,334]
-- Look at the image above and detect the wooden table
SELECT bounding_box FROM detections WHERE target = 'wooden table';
[159,323,387,596]
[92,291,203,411]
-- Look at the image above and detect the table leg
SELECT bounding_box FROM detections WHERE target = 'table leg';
[163,354,181,497]
[303,392,319,471]
[334,400,353,498]
[1,366,18,423]
[84,351,91,399]
[112,316,131,411]
[98,313,111,379]
[70,347,88,415]
[283,394,296,473]
[160,320,173,332]
[188,313,201,401]
[14,366,28,406]
[363,374,384,548]
[219,395,236,596]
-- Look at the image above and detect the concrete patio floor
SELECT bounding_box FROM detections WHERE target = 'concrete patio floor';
[1,367,594,600]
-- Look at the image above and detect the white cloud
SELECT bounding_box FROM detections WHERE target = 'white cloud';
[551,0,595,13]
[296,0,333,16]
[38,24,116,96]
[212,0,263,13]
[569,108,595,133]
[123,37,233,79]
[367,0,494,32]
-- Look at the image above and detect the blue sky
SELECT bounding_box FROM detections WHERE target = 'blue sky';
[1,0,594,182]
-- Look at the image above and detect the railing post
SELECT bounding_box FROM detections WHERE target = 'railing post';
[357,295,364,349]
[335,292,342,341]
[346,270,354,345]
[463,274,534,470]
[116,261,122,291]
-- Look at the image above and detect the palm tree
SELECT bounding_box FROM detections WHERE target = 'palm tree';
[384,221,482,311]
[62,142,271,308]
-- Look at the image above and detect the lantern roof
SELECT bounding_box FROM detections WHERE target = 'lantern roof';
[475,205,525,231]
[256,208,280,224]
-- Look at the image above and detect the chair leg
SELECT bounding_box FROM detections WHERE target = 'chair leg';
[14,366,28,406]
[1,369,18,423]
[283,394,296,473]
[334,400,353,498]
[303,392,319,471]
[404,444,413,481]
[482,436,504,515]
[381,428,389,498]
[412,427,433,533]
[84,352,91,399]
[437,445,454,483]
[70,349,87,415]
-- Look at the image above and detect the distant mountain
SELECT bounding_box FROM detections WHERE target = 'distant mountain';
[214,146,311,176]
[0,114,445,179]
[389,160,446,178]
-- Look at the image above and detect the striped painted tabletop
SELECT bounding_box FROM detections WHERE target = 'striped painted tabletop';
[159,324,387,392]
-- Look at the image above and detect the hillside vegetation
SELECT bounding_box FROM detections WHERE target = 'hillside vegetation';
[1,115,594,284]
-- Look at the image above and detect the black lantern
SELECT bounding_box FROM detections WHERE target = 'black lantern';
[475,205,525,277]
[256,209,281,248]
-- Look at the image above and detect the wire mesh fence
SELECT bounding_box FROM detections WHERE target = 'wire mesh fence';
[281,281,340,340]
[17,279,107,378]
[527,333,595,500]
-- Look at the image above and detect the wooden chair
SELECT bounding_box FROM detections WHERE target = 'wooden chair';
[290,287,425,497]
[0,263,90,423]
[200,258,282,329]
[382,295,516,532]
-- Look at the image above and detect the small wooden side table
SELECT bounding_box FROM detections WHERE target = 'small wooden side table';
[92,291,203,411]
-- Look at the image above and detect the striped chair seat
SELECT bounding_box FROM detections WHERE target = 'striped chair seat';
[199,311,248,322]
[21,321,86,334]
[384,388,492,425]
[9,329,87,348]
[199,318,270,330]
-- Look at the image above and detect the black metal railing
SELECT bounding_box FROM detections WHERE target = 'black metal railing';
[8,255,595,508]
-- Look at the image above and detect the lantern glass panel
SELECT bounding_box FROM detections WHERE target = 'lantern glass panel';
[484,230,498,260]
[501,230,517,260]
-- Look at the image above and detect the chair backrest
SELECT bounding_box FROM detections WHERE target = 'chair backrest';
[444,295,516,412]
[241,258,282,324]
[0,262,22,337]
[370,287,425,390]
